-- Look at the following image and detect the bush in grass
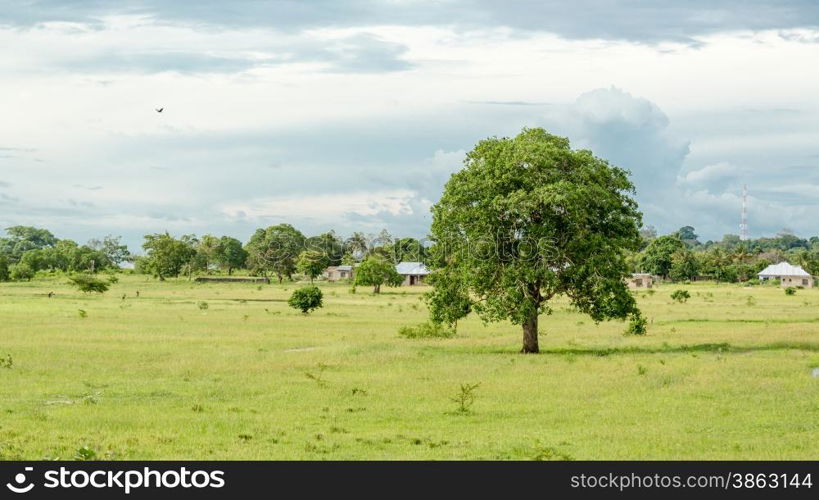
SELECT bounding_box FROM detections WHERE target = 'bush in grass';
[784,287,797,296]
[288,286,323,314]
[670,289,690,303]
[624,312,647,336]
[398,321,455,339]
[68,274,111,293]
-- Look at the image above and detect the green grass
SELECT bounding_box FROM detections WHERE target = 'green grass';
[0,276,817,460]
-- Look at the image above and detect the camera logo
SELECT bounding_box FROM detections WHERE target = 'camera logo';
[6,467,35,494]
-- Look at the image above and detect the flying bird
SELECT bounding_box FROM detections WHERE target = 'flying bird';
[155,107,164,113]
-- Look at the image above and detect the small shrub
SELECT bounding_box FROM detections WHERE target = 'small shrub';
[637,365,648,375]
[68,274,110,294]
[624,312,647,336]
[288,286,323,314]
[77,309,88,318]
[74,446,96,461]
[450,383,480,414]
[197,301,209,310]
[398,321,455,339]
[0,354,12,369]
[785,287,797,296]
[670,289,690,303]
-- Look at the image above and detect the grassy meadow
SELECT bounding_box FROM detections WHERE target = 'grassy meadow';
[0,275,817,460]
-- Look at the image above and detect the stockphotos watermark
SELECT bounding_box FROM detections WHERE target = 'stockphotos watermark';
[5,466,225,495]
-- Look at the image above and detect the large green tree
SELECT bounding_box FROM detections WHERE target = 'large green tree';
[245,224,306,282]
[215,236,248,275]
[0,226,58,261]
[354,255,402,293]
[87,235,130,266]
[141,233,197,280]
[296,250,329,283]
[669,249,699,282]
[305,231,344,266]
[639,235,686,279]
[430,128,643,353]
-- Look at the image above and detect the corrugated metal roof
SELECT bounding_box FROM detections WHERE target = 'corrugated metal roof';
[395,261,431,275]
[757,261,811,277]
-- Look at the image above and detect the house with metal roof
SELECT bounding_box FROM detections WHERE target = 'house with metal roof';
[757,262,813,288]
[395,261,431,286]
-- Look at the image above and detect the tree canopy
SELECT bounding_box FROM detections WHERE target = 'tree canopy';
[354,255,403,293]
[429,128,643,353]
[245,224,306,282]
[639,235,686,278]
[296,250,329,283]
[141,233,197,280]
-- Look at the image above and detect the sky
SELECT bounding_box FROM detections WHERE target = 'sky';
[2,1,819,252]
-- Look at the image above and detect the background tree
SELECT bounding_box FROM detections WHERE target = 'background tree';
[675,225,700,247]
[638,225,657,251]
[245,224,306,282]
[141,233,196,280]
[354,255,402,293]
[215,236,247,275]
[195,234,222,272]
[0,226,58,262]
[430,128,642,353]
[296,250,329,283]
[344,232,369,261]
[639,235,686,279]
[87,235,130,266]
[389,237,428,264]
[0,255,9,281]
[306,231,344,266]
[669,249,699,282]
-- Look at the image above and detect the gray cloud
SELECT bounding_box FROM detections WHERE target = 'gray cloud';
[4,1,819,44]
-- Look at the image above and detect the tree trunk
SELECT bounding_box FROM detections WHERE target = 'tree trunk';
[374,284,381,294]
[521,311,539,353]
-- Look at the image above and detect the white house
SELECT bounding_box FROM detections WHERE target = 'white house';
[757,262,813,288]
[395,261,431,286]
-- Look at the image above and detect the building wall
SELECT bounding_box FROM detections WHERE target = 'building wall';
[626,275,653,289]
[779,275,814,288]
[325,268,353,281]
[401,274,427,286]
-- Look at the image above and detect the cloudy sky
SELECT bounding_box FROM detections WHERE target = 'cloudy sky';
[2,1,819,251]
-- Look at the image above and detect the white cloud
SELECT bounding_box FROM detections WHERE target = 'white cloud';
[220,189,417,222]
[680,161,741,186]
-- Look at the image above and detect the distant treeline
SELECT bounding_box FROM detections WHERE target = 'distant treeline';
[633,225,819,282]
[0,225,427,283]
[1,223,817,284]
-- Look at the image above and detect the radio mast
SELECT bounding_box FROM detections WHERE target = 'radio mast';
[739,184,748,241]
